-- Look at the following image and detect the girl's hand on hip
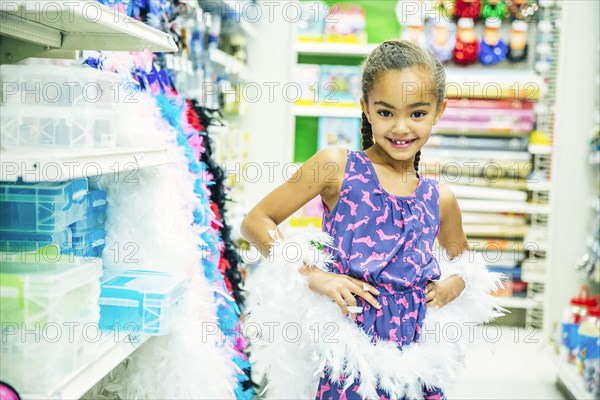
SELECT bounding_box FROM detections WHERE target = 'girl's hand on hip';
[301,267,382,318]
[426,275,465,310]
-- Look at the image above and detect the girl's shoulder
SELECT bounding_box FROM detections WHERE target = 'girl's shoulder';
[310,146,351,173]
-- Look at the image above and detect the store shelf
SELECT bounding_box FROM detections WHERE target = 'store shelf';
[21,333,151,400]
[526,180,552,191]
[295,42,377,57]
[292,105,362,118]
[552,355,596,400]
[0,146,172,182]
[529,144,553,155]
[457,199,551,214]
[494,296,537,309]
[0,1,178,64]
[521,271,547,283]
[208,48,248,80]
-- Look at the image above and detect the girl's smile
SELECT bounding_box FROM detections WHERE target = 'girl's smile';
[361,67,446,168]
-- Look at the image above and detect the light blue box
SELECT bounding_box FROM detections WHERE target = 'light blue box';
[99,270,189,336]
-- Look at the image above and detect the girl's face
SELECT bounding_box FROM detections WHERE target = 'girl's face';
[360,67,446,163]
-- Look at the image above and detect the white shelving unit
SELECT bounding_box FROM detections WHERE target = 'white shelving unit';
[0,5,179,398]
[0,147,173,182]
[208,48,249,81]
[295,42,376,57]
[552,356,596,400]
[292,105,362,118]
[0,0,178,64]
[23,334,151,400]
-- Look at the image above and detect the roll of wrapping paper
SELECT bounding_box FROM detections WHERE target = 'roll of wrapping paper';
[426,135,529,151]
[465,238,525,252]
[433,119,534,134]
[463,224,529,238]
[447,183,527,201]
[421,159,532,178]
[440,107,535,123]
[462,212,526,225]
[446,98,535,110]
[422,173,531,190]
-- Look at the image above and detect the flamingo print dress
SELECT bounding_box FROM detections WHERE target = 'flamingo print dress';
[316,150,446,400]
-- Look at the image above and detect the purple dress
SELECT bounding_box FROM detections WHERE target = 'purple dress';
[315,150,446,400]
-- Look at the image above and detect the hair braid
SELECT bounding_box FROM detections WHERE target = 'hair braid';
[413,150,421,173]
[361,112,374,150]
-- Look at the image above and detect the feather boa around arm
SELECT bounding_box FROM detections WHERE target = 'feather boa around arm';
[245,230,506,399]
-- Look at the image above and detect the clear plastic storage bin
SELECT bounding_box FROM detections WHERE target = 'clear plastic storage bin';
[0,252,101,326]
[70,228,106,258]
[0,309,98,395]
[0,228,72,254]
[0,179,88,232]
[1,105,118,147]
[99,270,189,335]
[0,64,121,109]
[70,190,107,235]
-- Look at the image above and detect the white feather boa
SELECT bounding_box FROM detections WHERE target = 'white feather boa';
[82,90,238,399]
[245,230,505,399]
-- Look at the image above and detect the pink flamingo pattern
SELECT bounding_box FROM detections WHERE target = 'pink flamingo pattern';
[317,150,445,400]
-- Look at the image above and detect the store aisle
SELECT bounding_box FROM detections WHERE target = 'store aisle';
[447,327,565,400]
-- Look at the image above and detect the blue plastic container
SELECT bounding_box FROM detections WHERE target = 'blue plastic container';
[0,228,72,254]
[99,270,188,335]
[70,190,107,235]
[0,179,88,232]
[69,228,106,258]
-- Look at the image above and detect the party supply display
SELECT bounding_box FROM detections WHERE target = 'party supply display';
[297,0,326,42]
[324,4,367,44]
[479,18,508,65]
[561,286,598,363]
[317,117,361,151]
[319,65,362,106]
[454,0,482,19]
[427,18,457,63]
[481,0,509,20]
[577,307,600,396]
[401,16,427,48]
[454,18,480,65]
[295,64,321,105]
[507,20,529,62]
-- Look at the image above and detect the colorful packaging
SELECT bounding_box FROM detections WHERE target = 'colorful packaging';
[295,64,321,105]
[561,285,598,364]
[324,4,367,44]
[318,117,361,151]
[319,65,362,106]
[297,1,326,42]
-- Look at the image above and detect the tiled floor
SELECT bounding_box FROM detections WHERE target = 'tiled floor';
[446,327,566,400]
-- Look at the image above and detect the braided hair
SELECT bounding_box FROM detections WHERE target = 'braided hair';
[360,40,446,172]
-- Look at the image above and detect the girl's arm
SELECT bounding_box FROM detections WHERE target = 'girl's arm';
[426,182,468,308]
[240,146,345,257]
[241,147,382,316]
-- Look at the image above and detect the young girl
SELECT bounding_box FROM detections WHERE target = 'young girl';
[242,40,502,400]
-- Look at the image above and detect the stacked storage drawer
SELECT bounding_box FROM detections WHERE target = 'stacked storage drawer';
[0,64,121,148]
[0,253,102,393]
[0,179,106,257]
[0,179,107,258]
